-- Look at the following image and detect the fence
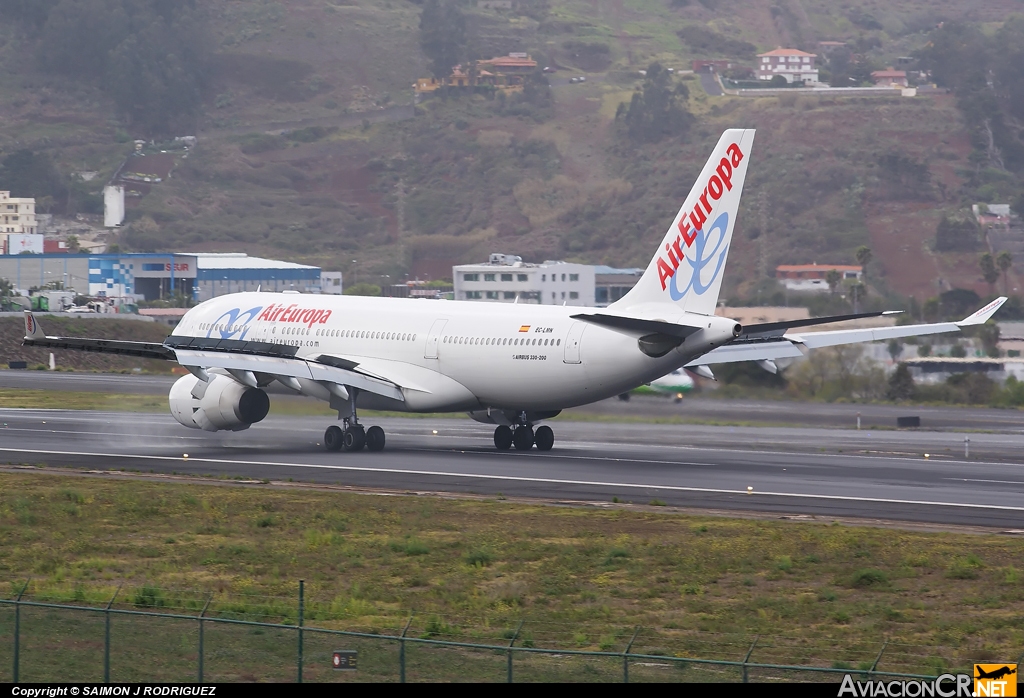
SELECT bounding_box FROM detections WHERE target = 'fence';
[0,581,985,683]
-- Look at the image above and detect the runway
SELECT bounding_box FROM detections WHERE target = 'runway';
[1,408,1023,529]
[3,370,1023,432]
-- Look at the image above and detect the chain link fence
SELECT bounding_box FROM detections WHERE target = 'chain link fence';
[0,582,969,683]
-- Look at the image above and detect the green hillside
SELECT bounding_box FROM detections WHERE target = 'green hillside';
[0,0,1022,304]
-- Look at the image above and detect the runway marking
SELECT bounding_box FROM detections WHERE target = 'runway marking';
[1,447,1023,513]
[945,478,1024,486]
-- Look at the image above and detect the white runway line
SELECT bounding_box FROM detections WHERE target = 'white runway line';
[1,446,1023,513]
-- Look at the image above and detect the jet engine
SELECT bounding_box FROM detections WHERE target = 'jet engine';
[169,373,270,432]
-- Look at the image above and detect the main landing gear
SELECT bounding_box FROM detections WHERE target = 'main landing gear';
[494,414,554,452]
[323,390,386,452]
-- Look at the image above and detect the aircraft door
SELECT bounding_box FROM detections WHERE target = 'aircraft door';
[563,321,587,364]
[424,319,448,359]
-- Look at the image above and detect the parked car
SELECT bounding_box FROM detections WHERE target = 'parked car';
[577,76,586,82]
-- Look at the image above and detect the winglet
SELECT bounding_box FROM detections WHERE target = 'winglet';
[23,311,45,340]
[957,297,1007,327]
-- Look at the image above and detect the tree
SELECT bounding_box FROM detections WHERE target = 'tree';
[886,363,915,401]
[980,252,1000,291]
[855,246,872,277]
[935,213,979,251]
[887,338,902,362]
[996,251,1013,293]
[825,268,842,295]
[1012,192,1024,220]
[0,150,67,205]
[344,283,382,297]
[66,235,80,253]
[617,63,694,144]
[419,0,466,80]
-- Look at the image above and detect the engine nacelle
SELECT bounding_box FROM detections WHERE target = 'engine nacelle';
[169,374,270,432]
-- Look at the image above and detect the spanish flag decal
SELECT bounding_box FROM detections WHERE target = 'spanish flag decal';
[519,325,530,332]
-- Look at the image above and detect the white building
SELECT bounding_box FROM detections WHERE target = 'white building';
[320,271,343,294]
[757,48,819,84]
[0,191,38,252]
[192,253,323,301]
[453,253,596,306]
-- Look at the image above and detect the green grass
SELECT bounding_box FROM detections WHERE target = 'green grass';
[0,470,1021,681]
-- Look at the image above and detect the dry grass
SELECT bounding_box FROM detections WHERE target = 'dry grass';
[0,471,1021,677]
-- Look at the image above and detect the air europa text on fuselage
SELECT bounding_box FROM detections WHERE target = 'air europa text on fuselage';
[255,303,333,328]
[657,142,745,291]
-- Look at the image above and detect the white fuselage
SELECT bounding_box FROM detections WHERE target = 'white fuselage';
[174,292,737,413]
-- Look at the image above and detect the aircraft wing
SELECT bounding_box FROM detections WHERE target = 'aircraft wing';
[22,311,174,360]
[21,311,405,402]
[688,298,1007,368]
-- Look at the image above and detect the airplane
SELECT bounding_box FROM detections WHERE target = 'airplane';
[22,129,1007,453]
[650,369,696,402]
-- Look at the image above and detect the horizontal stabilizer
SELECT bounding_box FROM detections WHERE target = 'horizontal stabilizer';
[569,313,703,339]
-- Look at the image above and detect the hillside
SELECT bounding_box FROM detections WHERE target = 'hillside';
[0,0,1022,304]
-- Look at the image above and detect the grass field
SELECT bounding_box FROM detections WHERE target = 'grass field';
[0,471,1022,681]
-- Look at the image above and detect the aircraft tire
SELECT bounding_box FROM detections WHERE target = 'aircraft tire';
[512,425,534,451]
[366,425,386,452]
[343,425,366,452]
[494,425,513,451]
[534,425,554,451]
[324,425,344,451]
[618,393,630,401]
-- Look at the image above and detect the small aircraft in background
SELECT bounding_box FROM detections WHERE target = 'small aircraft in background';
[618,368,695,402]
[649,369,696,402]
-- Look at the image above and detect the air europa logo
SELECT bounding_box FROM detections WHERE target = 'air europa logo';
[207,305,263,340]
[256,303,333,328]
[657,142,745,294]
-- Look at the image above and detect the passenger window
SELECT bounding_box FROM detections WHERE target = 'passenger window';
[557,339,561,346]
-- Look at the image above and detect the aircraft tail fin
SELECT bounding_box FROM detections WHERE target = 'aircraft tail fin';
[611,128,755,315]
[24,311,45,340]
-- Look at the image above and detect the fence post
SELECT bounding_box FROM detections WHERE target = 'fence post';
[622,626,641,683]
[399,615,413,684]
[506,621,524,684]
[868,640,889,678]
[103,584,122,684]
[197,596,212,683]
[12,581,28,684]
[297,580,304,684]
[742,635,759,683]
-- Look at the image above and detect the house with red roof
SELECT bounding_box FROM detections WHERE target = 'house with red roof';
[870,68,908,87]
[757,47,819,85]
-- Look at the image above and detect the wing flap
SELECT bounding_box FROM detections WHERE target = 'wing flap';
[687,341,805,366]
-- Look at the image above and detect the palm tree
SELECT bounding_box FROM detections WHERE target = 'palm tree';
[825,268,842,295]
[855,245,872,279]
[996,251,1012,294]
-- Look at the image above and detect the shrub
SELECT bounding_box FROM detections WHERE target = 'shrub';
[132,585,166,608]
[947,555,984,579]
[850,569,888,588]
[464,548,493,567]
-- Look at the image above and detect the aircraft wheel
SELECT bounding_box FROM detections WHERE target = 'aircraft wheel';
[366,425,386,452]
[494,425,513,451]
[324,425,344,452]
[512,425,534,451]
[534,425,554,451]
[618,393,630,402]
[343,425,366,452]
